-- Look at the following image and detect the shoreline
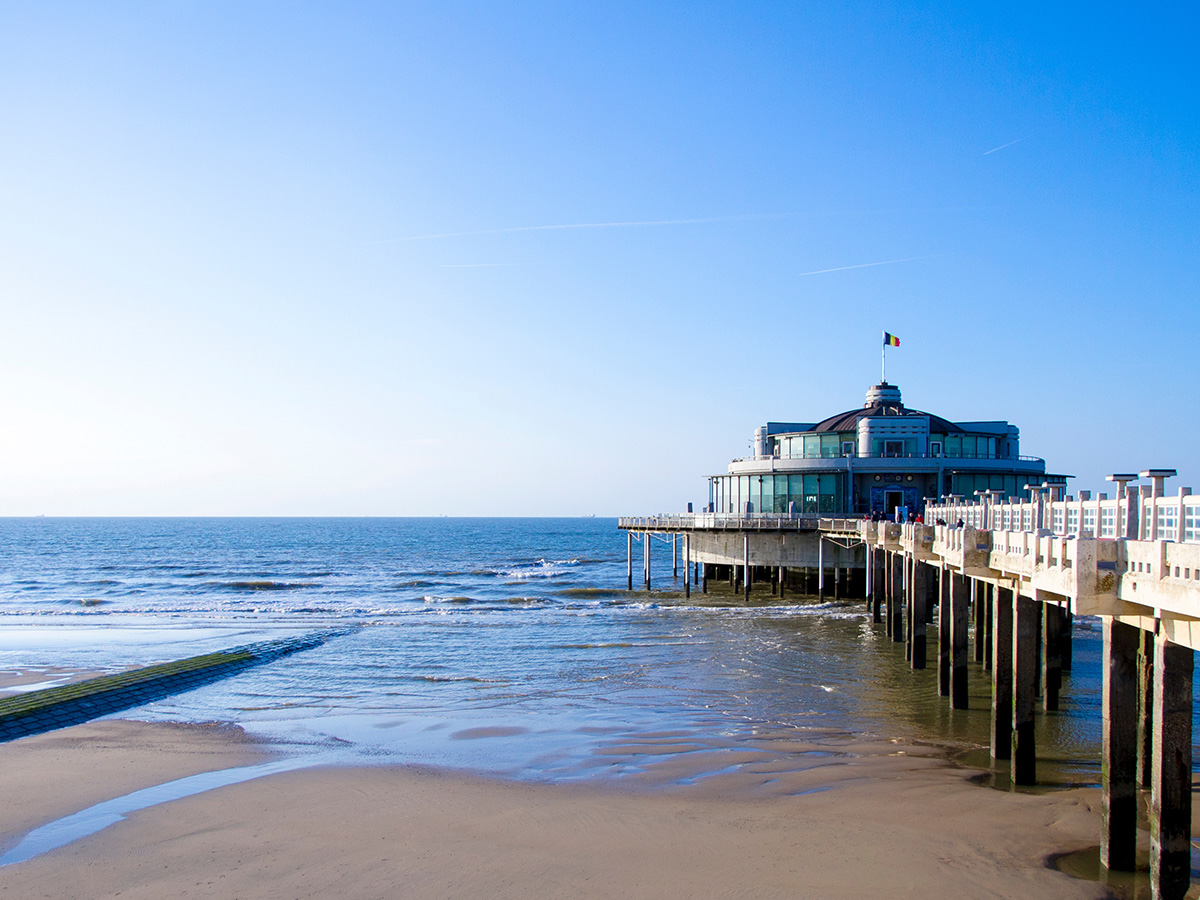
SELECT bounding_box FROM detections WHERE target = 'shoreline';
[0,718,1118,900]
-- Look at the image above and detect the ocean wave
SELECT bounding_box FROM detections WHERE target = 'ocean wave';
[213,581,318,592]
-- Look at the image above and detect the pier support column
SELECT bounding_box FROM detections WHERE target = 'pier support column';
[984,583,994,671]
[910,561,927,670]
[865,547,873,609]
[950,572,969,709]
[1011,591,1038,785]
[1061,611,1073,672]
[938,566,951,697]
[818,541,825,599]
[872,550,884,623]
[884,553,894,638]
[1138,630,1155,788]
[990,585,1014,762]
[627,532,633,591]
[1100,619,1139,872]
[701,563,708,594]
[891,553,905,644]
[743,534,751,602]
[683,535,690,599]
[779,566,786,599]
[974,579,987,663]
[1150,630,1194,900]
[643,533,651,590]
[1042,602,1064,712]
[905,556,914,662]
[672,534,678,579]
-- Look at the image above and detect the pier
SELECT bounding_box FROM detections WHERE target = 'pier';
[621,470,1200,900]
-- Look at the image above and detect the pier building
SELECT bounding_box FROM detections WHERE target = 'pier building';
[709,381,1059,517]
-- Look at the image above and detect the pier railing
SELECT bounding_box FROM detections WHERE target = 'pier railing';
[619,513,824,532]
[925,489,1200,544]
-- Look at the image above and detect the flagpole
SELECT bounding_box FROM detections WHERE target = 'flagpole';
[881,341,886,383]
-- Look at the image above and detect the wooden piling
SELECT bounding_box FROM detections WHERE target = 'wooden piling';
[983,582,994,671]
[1011,592,1038,785]
[1150,631,1194,900]
[644,533,651,590]
[991,584,1014,761]
[1042,602,1064,711]
[950,571,969,709]
[872,550,884,623]
[938,566,951,697]
[683,535,690,599]
[1138,629,1155,788]
[1100,619,1139,871]
[973,579,987,663]
[911,561,927,669]
[627,532,633,591]
[891,552,905,644]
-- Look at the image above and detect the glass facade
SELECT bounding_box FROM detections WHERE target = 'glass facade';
[772,431,1004,459]
[940,435,998,458]
[710,473,841,514]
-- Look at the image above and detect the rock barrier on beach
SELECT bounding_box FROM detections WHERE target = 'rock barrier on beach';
[0,630,349,743]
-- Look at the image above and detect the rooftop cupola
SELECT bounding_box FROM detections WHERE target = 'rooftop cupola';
[864,382,903,409]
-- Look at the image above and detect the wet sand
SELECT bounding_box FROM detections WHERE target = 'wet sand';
[0,720,1115,900]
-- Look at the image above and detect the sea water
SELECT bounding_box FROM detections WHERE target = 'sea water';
[0,516,1164,785]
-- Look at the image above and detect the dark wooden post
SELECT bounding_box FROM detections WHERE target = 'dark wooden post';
[1149,631,1194,900]
[950,571,970,709]
[938,565,951,697]
[983,582,994,671]
[1138,629,1155,788]
[1011,592,1039,785]
[1101,619,1139,871]
[1061,610,1073,671]
[891,552,905,644]
[1042,602,1064,711]
[991,584,1014,762]
[872,550,884,623]
[911,561,927,669]
[974,579,987,662]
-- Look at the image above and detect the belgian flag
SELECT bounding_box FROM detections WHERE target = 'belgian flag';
[883,332,900,347]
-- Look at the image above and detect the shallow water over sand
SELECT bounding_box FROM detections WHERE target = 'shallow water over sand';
[0,517,1182,786]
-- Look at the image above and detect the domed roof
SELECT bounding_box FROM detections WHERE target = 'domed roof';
[807,383,964,435]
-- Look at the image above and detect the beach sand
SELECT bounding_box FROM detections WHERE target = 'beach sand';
[0,719,1119,900]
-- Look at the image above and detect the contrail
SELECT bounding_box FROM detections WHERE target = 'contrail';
[383,214,783,243]
[797,255,940,277]
[983,138,1022,155]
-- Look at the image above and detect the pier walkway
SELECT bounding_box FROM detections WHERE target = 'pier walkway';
[620,474,1200,900]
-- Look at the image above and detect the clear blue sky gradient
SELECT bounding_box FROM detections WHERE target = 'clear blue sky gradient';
[1,2,1196,515]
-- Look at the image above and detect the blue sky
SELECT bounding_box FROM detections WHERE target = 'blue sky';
[0,2,1195,515]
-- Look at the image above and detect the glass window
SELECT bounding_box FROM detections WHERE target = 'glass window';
[788,475,804,510]
[759,477,772,514]
[803,474,819,514]
[945,435,961,457]
[803,434,821,458]
[930,440,942,457]
[774,475,788,512]
[820,434,840,458]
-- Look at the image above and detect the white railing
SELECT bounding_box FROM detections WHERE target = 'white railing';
[618,513,824,531]
[925,489,1199,544]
